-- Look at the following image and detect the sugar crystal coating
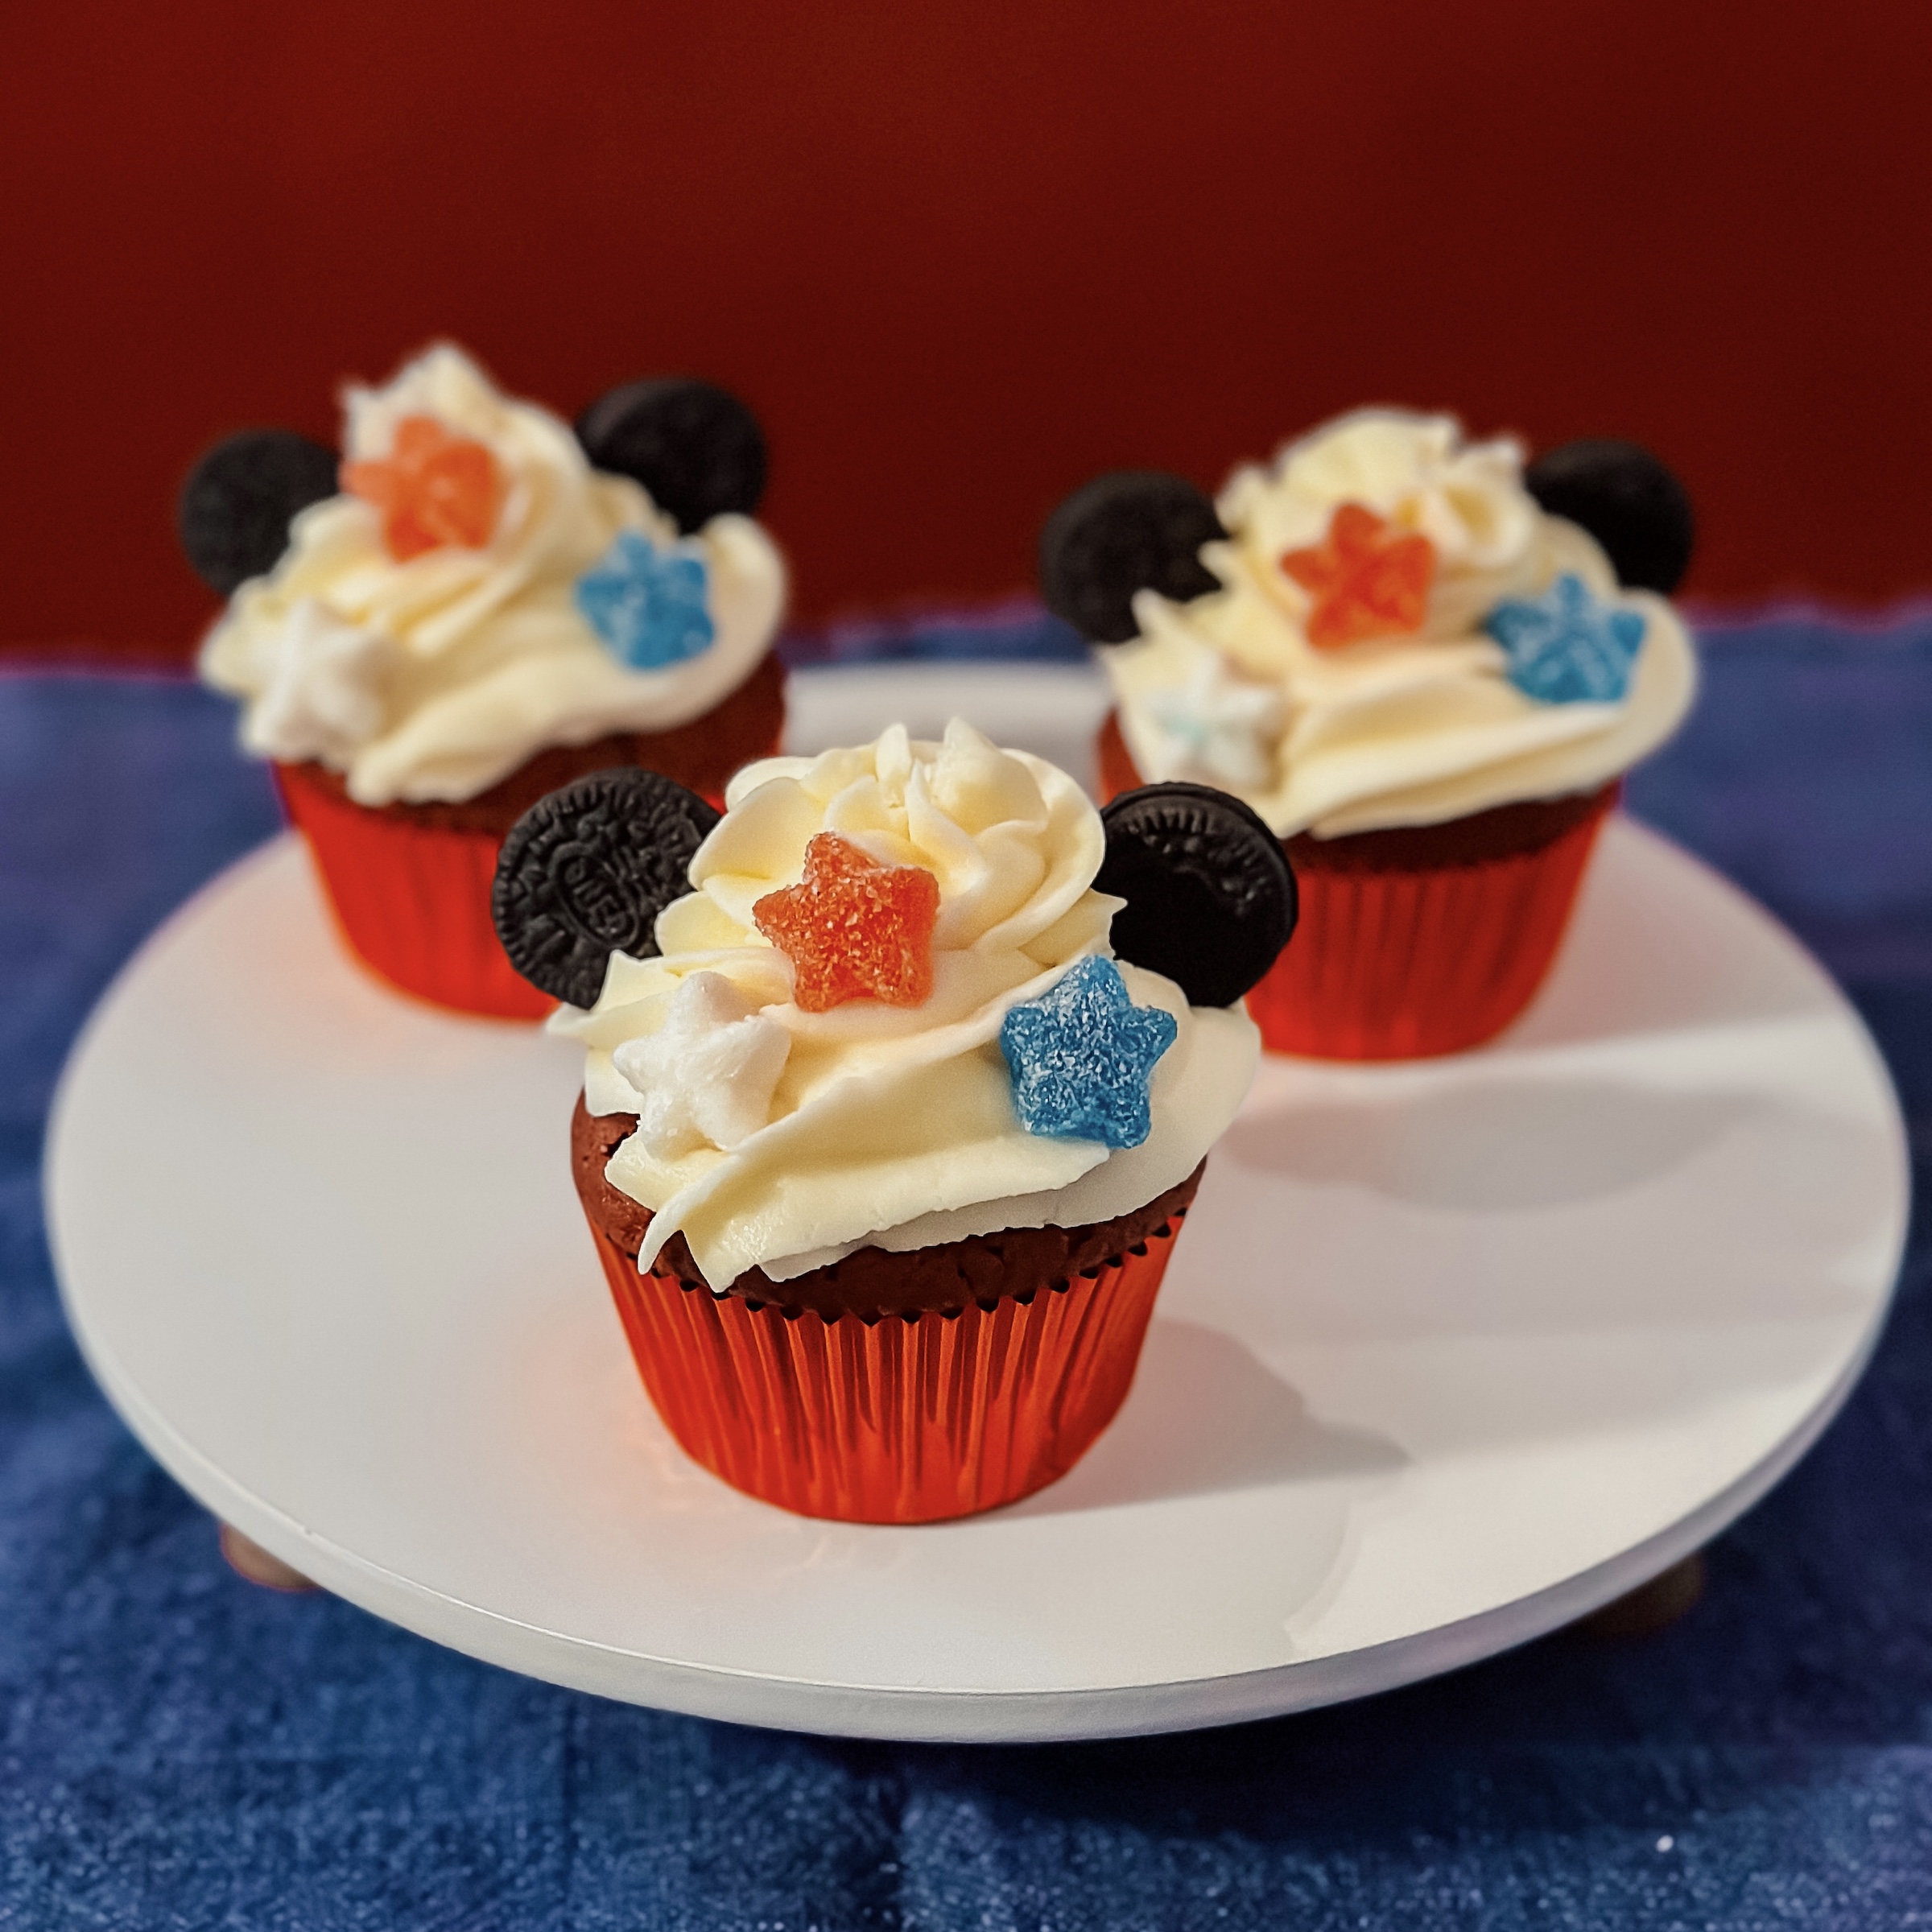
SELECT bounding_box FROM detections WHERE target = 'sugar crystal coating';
[999,956,1177,1150]
[342,415,502,561]
[1279,502,1435,648]
[1484,572,1646,705]
[575,531,716,670]
[611,971,791,1159]
[753,833,940,1013]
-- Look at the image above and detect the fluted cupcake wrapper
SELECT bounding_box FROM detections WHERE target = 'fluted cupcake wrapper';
[275,716,788,1022]
[275,762,553,1020]
[1096,712,1612,1061]
[1243,797,1611,1059]
[588,1217,1185,1522]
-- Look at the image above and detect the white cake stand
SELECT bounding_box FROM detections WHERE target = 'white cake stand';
[46,665,1909,1743]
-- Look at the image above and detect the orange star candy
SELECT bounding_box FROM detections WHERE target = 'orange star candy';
[341,415,502,562]
[753,833,942,1013]
[1278,502,1435,649]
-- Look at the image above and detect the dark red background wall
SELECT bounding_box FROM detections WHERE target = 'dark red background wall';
[4,0,1930,659]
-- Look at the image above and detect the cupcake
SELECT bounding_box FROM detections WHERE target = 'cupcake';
[181,344,787,1019]
[1039,411,1698,1059]
[490,722,1298,1521]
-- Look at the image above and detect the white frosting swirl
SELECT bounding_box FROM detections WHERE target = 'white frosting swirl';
[199,345,786,806]
[549,721,1259,1287]
[1105,410,1697,837]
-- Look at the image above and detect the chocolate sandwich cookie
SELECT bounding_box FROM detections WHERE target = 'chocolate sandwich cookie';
[179,429,340,596]
[1038,471,1225,644]
[1096,781,1298,1009]
[493,766,721,1009]
[575,377,767,533]
[1526,438,1695,596]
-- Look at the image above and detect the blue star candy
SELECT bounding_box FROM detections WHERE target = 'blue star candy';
[575,531,716,671]
[1484,572,1647,706]
[999,956,1178,1150]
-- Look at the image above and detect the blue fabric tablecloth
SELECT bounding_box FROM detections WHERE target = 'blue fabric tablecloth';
[3,611,1930,1930]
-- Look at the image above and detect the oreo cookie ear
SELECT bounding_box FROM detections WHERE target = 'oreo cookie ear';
[1038,472,1226,645]
[1095,782,1296,1009]
[575,378,768,533]
[1525,439,1695,595]
[178,429,340,596]
[492,767,721,1008]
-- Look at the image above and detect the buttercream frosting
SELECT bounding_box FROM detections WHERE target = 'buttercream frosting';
[1104,409,1697,837]
[200,345,785,806]
[549,720,1259,1287]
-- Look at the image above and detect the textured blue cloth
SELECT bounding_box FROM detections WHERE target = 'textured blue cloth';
[3,611,1931,1929]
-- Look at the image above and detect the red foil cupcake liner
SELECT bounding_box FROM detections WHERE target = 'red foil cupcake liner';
[275,762,552,1020]
[587,1217,1185,1522]
[1241,798,1612,1059]
[1097,711,1612,1060]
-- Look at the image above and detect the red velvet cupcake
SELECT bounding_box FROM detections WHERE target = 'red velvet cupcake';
[1042,412,1699,1059]
[493,724,1297,1521]
[184,345,787,1018]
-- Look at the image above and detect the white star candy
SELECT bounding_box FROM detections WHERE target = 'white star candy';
[242,598,395,766]
[1141,650,1286,789]
[610,971,791,1161]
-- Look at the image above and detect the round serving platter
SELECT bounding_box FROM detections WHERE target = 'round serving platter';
[47,663,1909,1744]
